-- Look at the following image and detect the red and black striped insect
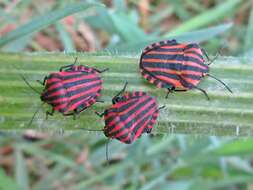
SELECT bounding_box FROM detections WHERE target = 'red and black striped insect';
[38,58,108,118]
[139,39,232,99]
[22,58,108,125]
[95,83,163,144]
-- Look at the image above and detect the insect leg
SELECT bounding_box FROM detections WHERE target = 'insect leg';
[208,53,219,65]
[37,76,48,86]
[46,108,55,120]
[59,57,78,71]
[59,64,75,71]
[158,105,166,110]
[95,111,105,117]
[95,68,109,73]
[166,86,175,98]
[166,90,170,99]
[194,86,210,100]
[73,110,77,120]
[201,48,221,65]
[201,48,210,62]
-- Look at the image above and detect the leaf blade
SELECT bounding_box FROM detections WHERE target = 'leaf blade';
[0,2,104,47]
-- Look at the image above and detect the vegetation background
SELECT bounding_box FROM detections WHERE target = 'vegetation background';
[0,0,253,189]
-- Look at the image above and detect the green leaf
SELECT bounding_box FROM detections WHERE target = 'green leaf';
[0,2,104,47]
[244,5,253,52]
[210,138,253,155]
[0,168,19,190]
[85,7,147,43]
[15,148,29,190]
[0,52,252,137]
[166,22,233,42]
[108,23,232,53]
[56,23,76,53]
[106,11,148,42]
[166,0,241,36]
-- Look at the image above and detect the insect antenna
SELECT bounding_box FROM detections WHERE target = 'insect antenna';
[12,64,41,95]
[27,103,45,128]
[113,82,128,99]
[21,75,41,95]
[73,57,78,65]
[207,73,233,93]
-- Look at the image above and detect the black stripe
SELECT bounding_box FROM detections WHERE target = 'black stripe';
[181,74,202,81]
[63,73,87,80]
[44,85,65,97]
[105,96,153,133]
[64,77,100,88]
[117,113,152,142]
[149,48,184,53]
[117,93,147,105]
[49,103,68,113]
[45,94,67,103]
[142,54,206,67]
[142,62,207,73]
[104,98,140,124]
[45,73,97,92]
[141,69,174,88]
[143,70,202,81]
[120,101,156,130]
[184,50,204,60]
[109,101,156,137]
[68,93,95,107]
[128,92,147,99]
[184,43,200,50]
[148,71,180,80]
[45,82,100,102]
[45,77,99,97]
[66,81,100,97]
[180,78,195,89]
[65,68,90,74]
[144,40,178,51]
[142,69,203,86]
[45,74,62,88]
[46,81,59,89]
[115,103,156,141]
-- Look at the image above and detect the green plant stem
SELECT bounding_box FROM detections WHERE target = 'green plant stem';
[0,52,252,136]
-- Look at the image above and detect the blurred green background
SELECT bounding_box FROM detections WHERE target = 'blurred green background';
[1,0,253,189]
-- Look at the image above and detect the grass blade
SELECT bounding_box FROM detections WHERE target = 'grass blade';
[244,5,253,52]
[0,168,19,190]
[166,22,233,42]
[210,138,253,155]
[15,148,29,190]
[0,2,104,47]
[56,23,75,53]
[166,0,241,36]
[0,53,252,136]
[108,23,232,53]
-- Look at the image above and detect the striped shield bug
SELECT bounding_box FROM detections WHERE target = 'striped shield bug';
[139,39,232,99]
[22,58,108,125]
[95,82,164,144]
